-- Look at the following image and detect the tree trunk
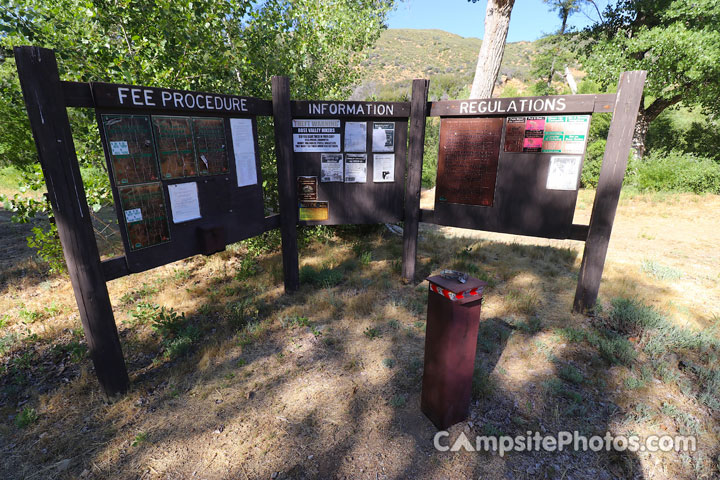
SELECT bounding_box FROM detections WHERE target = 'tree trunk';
[631,93,683,159]
[631,109,651,159]
[547,11,569,86]
[470,0,515,99]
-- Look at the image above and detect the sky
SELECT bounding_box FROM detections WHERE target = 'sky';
[387,0,605,43]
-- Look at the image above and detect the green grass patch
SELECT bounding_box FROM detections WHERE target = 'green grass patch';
[299,265,344,288]
[641,259,683,281]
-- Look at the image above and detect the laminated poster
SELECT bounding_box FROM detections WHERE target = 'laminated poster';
[320,154,344,182]
[292,119,341,152]
[297,176,318,201]
[102,114,160,185]
[298,201,329,221]
[152,116,197,179]
[193,117,229,175]
[118,182,170,250]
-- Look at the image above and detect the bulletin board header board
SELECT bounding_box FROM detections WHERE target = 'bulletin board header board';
[92,82,270,273]
[289,100,410,225]
[428,94,612,239]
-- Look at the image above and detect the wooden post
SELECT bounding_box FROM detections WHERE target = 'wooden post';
[573,71,646,313]
[14,46,129,396]
[402,80,430,282]
[271,76,300,293]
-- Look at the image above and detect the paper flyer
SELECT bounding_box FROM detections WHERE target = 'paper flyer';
[168,181,202,223]
[345,153,367,183]
[230,118,258,187]
[373,154,395,182]
[546,155,582,190]
[344,122,367,152]
[372,122,395,152]
[320,153,344,182]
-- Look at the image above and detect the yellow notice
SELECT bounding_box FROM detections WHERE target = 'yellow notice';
[298,201,329,221]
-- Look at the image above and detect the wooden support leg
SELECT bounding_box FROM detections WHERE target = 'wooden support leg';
[271,76,300,293]
[402,79,430,282]
[14,46,129,396]
[573,71,647,313]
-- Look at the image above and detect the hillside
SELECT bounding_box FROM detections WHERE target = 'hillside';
[354,28,543,100]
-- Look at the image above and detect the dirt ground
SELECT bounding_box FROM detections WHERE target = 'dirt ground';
[1,189,719,479]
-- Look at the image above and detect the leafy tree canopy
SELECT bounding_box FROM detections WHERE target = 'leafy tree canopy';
[582,0,720,123]
[0,0,393,169]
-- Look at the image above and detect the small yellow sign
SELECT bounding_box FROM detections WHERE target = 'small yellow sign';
[298,201,329,221]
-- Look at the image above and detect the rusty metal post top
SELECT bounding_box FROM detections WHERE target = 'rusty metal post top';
[427,272,487,304]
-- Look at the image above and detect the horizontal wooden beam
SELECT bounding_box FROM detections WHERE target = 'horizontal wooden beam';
[568,224,590,241]
[62,81,94,107]
[102,256,130,281]
[429,93,616,117]
[90,81,273,116]
[264,214,281,231]
[419,208,435,224]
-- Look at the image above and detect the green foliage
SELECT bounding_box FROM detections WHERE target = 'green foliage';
[149,307,199,359]
[281,315,310,329]
[299,264,344,288]
[363,326,380,339]
[242,229,282,256]
[582,0,720,132]
[625,150,720,194]
[225,297,258,329]
[421,118,440,188]
[558,364,584,384]
[641,259,683,281]
[1,0,393,259]
[15,406,38,428]
[131,432,149,446]
[605,297,664,337]
[26,223,66,273]
[151,307,187,338]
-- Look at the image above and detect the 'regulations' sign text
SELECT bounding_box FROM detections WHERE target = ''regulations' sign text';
[430,94,615,117]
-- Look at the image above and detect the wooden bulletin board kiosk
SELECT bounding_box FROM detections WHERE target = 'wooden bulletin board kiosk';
[15,45,644,397]
[14,46,286,397]
[91,82,269,273]
[402,72,647,315]
[289,100,410,225]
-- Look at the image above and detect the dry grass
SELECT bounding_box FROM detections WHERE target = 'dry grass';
[1,190,719,479]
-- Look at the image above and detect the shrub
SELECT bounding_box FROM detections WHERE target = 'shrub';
[625,150,720,194]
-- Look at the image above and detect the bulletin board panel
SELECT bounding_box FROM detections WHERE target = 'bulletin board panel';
[290,101,410,225]
[427,94,613,239]
[92,83,270,273]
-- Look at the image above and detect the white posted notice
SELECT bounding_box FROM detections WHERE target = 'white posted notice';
[372,122,395,152]
[345,154,367,183]
[321,154,344,182]
[168,182,201,223]
[373,154,395,182]
[292,119,341,152]
[546,155,582,190]
[344,122,367,152]
[230,118,258,187]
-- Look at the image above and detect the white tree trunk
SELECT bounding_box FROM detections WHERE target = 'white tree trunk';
[565,66,578,94]
[470,0,515,99]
